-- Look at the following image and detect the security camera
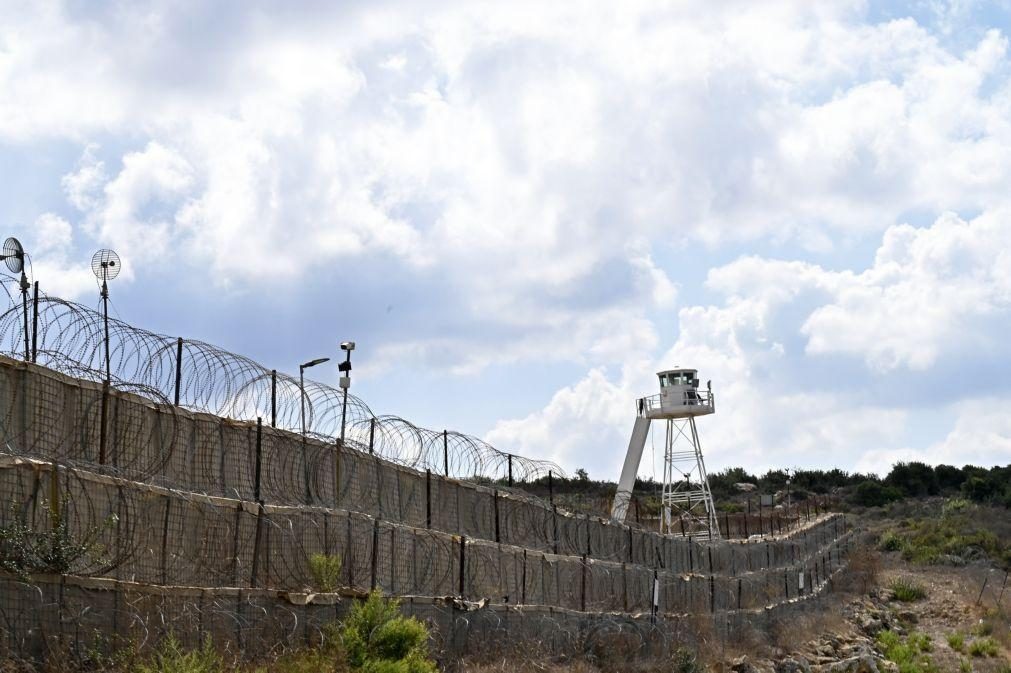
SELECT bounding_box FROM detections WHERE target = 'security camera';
[340,341,355,351]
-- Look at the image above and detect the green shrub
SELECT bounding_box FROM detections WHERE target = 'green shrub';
[0,503,115,580]
[890,578,928,602]
[135,635,222,673]
[309,553,343,592]
[968,637,999,658]
[909,633,932,653]
[852,480,902,507]
[947,632,965,653]
[876,630,938,673]
[672,647,701,673]
[879,532,904,552]
[342,590,436,673]
[942,498,972,516]
[959,659,972,673]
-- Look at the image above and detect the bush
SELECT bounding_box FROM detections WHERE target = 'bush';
[876,630,938,673]
[879,532,904,552]
[672,647,701,673]
[947,632,965,653]
[968,637,999,658]
[342,590,437,673]
[889,578,927,602]
[852,480,902,507]
[309,553,343,592]
[0,503,115,580]
[962,477,1000,503]
[886,462,939,498]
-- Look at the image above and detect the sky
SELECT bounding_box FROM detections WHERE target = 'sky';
[2,0,1011,481]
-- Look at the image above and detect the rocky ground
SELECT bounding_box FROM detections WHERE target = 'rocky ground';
[725,560,1010,673]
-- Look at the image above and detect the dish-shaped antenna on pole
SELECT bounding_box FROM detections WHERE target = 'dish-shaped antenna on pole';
[91,249,121,281]
[2,237,24,273]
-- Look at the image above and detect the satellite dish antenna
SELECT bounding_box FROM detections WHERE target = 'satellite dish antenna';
[2,237,25,273]
[91,249,121,282]
[92,248,121,465]
[1,237,30,360]
[91,249,121,385]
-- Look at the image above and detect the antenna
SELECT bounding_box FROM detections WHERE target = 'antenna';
[1,237,30,360]
[91,249,121,382]
[2,237,25,273]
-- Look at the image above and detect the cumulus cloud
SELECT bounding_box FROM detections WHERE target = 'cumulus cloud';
[488,210,1011,477]
[2,1,1011,474]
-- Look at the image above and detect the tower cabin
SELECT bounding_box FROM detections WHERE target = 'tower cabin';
[637,368,714,420]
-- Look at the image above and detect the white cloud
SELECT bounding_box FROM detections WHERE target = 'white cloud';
[3,1,1011,474]
[488,210,1011,477]
[23,214,93,298]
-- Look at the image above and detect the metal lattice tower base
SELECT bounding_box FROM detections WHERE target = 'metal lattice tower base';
[660,417,719,540]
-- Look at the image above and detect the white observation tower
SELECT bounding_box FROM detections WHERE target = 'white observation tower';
[611,369,719,539]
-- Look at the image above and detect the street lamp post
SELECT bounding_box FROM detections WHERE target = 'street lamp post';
[339,341,355,443]
[299,358,331,437]
[299,357,329,505]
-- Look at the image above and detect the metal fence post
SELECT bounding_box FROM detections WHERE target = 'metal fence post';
[161,497,172,585]
[580,554,587,611]
[270,370,277,428]
[425,469,432,529]
[458,535,466,597]
[493,490,500,543]
[371,518,380,590]
[31,281,39,363]
[254,418,263,502]
[173,337,184,406]
[369,417,375,454]
[507,454,513,487]
[443,430,449,477]
[547,470,554,504]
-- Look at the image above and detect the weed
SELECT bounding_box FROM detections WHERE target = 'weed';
[271,646,347,673]
[908,633,932,653]
[942,498,972,516]
[968,637,999,658]
[890,578,928,602]
[135,635,222,673]
[948,633,965,653]
[876,630,939,673]
[879,532,904,552]
[959,659,972,673]
[671,647,701,673]
[308,553,343,592]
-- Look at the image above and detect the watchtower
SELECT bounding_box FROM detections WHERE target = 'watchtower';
[612,368,719,539]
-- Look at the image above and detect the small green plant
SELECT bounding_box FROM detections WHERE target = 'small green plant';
[968,637,999,658]
[877,630,938,673]
[909,633,933,653]
[672,647,701,673]
[879,532,904,552]
[342,590,437,673]
[309,553,343,592]
[135,634,222,673]
[0,503,115,580]
[994,660,1011,673]
[959,659,972,673]
[948,632,965,653]
[942,498,972,516]
[890,578,928,602]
